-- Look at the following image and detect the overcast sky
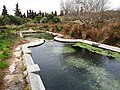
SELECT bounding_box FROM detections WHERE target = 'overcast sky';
[0,0,120,15]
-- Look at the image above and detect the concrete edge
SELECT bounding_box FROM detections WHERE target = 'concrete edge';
[20,31,46,90]
[46,31,120,53]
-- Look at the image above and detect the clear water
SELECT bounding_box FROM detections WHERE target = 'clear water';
[31,41,120,90]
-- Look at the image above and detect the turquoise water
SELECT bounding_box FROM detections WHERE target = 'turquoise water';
[32,41,120,90]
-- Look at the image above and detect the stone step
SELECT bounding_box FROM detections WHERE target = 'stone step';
[28,73,45,90]
[23,54,34,66]
[27,64,40,73]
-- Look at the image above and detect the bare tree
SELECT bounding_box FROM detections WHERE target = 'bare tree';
[60,0,110,14]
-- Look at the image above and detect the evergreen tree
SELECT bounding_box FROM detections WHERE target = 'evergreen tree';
[51,11,54,15]
[54,11,57,16]
[22,13,26,18]
[41,12,44,17]
[27,10,29,18]
[29,9,32,18]
[1,5,8,16]
[38,10,42,16]
[14,3,22,16]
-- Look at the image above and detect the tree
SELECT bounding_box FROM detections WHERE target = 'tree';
[60,0,110,14]
[60,10,64,16]
[38,10,42,16]
[54,11,57,16]
[14,3,22,17]
[1,5,8,16]
[22,13,26,18]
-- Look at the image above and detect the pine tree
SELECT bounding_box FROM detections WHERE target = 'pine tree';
[54,11,57,16]
[1,5,8,16]
[29,9,32,18]
[14,3,22,16]
[51,11,54,15]
[22,13,26,18]
[38,10,42,16]
[27,10,29,18]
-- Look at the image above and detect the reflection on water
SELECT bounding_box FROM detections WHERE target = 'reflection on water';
[32,41,120,90]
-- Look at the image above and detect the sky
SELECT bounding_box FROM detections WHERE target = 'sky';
[0,0,120,15]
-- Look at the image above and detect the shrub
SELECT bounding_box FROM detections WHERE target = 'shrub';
[46,14,54,20]
[0,16,5,26]
[33,16,42,23]
[40,17,48,23]
[52,17,61,23]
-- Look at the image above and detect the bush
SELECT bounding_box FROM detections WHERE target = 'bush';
[0,16,5,26]
[33,16,42,23]
[10,16,24,25]
[46,14,54,20]
[52,17,61,23]
[40,17,48,23]
[0,15,26,25]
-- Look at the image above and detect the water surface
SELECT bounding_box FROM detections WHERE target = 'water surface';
[32,41,120,90]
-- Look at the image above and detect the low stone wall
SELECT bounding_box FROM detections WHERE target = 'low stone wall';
[46,31,120,53]
[21,38,45,90]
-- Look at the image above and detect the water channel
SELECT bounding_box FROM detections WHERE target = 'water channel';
[31,40,120,90]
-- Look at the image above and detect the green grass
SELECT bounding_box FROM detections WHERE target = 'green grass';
[0,61,9,69]
[0,31,18,69]
[73,42,120,60]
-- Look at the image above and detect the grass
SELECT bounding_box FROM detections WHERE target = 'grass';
[0,61,9,69]
[73,42,120,60]
[0,31,18,69]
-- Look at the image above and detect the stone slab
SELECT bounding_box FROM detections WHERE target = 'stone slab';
[23,54,34,66]
[22,44,31,54]
[28,73,45,90]
[27,64,40,73]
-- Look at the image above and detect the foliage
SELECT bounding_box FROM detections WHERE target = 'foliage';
[46,14,54,20]
[33,16,42,23]
[52,16,61,23]
[1,5,8,16]
[0,32,18,61]
[0,61,8,69]
[0,16,5,26]
[40,17,48,23]
[0,15,26,25]
[14,3,22,17]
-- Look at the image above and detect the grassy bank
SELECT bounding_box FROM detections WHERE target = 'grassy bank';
[73,42,120,60]
[0,31,18,69]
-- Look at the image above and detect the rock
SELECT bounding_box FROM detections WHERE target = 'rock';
[15,45,21,51]
[13,51,22,58]
[23,71,27,75]
[9,63,16,74]
[4,74,24,90]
